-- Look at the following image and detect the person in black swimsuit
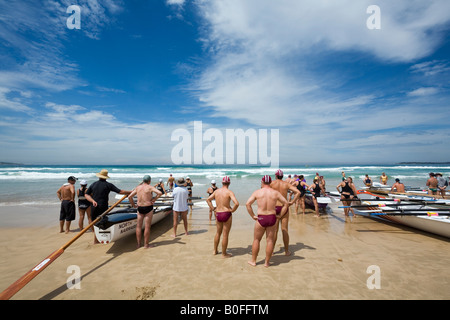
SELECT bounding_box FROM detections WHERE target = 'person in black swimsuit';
[77,180,92,231]
[155,179,166,195]
[363,174,373,187]
[186,177,194,213]
[293,175,308,215]
[336,177,358,218]
[309,177,325,217]
[206,180,218,220]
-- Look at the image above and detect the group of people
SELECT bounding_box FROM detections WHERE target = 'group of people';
[362,172,449,198]
[57,167,448,268]
[56,168,331,267]
[426,172,448,198]
[205,169,335,267]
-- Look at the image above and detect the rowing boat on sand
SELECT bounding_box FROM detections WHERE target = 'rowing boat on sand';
[94,205,173,244]
[304,193,330,212]
[351,191,450,238]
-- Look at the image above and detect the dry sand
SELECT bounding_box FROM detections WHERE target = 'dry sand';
[0,202,449,301]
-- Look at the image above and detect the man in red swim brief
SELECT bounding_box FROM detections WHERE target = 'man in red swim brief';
[246,175,289,267]
[206,176,239,258]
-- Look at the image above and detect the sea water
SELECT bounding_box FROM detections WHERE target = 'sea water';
[1,164,448,207]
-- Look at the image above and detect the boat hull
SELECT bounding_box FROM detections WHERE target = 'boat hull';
[355,191,450,238]
[94,206,172,244]
[304,194,328,211]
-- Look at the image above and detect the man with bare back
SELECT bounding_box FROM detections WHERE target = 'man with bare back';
[56,176,77,233]
[270,169,300,256]
[246,175,289,267]
[128,175,163,249]
[206,176,239,258]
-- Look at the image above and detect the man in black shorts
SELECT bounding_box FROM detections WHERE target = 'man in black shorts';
[128,175,163,249]
[56,176,77,233]
[84,169,132,243]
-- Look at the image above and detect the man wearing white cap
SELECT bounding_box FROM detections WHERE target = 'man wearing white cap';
[172,177,189,237]
[206,176,239,258]
[56,176,77,233]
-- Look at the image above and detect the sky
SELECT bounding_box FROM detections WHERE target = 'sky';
[0,0,449,165]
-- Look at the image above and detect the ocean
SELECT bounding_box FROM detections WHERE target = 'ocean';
[1,163,449,207]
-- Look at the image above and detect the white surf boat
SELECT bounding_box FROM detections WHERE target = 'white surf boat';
[94,205,172,244]
[351,191,450,238]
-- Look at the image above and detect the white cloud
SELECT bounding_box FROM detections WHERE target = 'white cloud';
[410,60,450,77]
[407,87,440,97]
[192,0,450,128]
[167,0,185,6]
[0,0,124,93]
[0,100,180,164]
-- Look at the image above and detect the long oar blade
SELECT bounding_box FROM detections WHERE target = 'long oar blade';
[0,194,128,300]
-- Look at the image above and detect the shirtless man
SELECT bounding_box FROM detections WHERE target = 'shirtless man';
[270,169,300,256]
[391,178,405,193]
[246,175,289,267]
[167,174,175,190]
[206,176,239,258]
[56,176,77,233]
[128,175,163,249]
[426,173,439,195]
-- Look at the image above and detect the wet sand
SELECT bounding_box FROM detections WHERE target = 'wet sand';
[0,202,449,300]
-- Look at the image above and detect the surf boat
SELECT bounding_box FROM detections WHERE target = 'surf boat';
[94,205,172,244]
[303,193,331,212]
[348,191,450,239]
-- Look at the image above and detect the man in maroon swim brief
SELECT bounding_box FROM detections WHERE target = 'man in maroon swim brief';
[216,211,232,222]
[257,214,277,228]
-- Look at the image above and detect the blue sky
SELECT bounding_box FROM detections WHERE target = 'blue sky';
[0,0,449,165]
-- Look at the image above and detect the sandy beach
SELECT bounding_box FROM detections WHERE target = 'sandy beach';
[0,201,449,301]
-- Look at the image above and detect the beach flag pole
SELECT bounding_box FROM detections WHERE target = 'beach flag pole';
[0,194,129,300]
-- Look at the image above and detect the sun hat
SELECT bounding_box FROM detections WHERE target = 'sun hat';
[261,175,272,184]
[222,176,230,183]
[177,177,187,185]
[96,169,110,179]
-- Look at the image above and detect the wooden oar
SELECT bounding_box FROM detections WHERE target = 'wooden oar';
[0,194,129,300]
[340,203,432,208]
[367,211,448,216]
[356,209,450,214]
[390,191,450,200]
